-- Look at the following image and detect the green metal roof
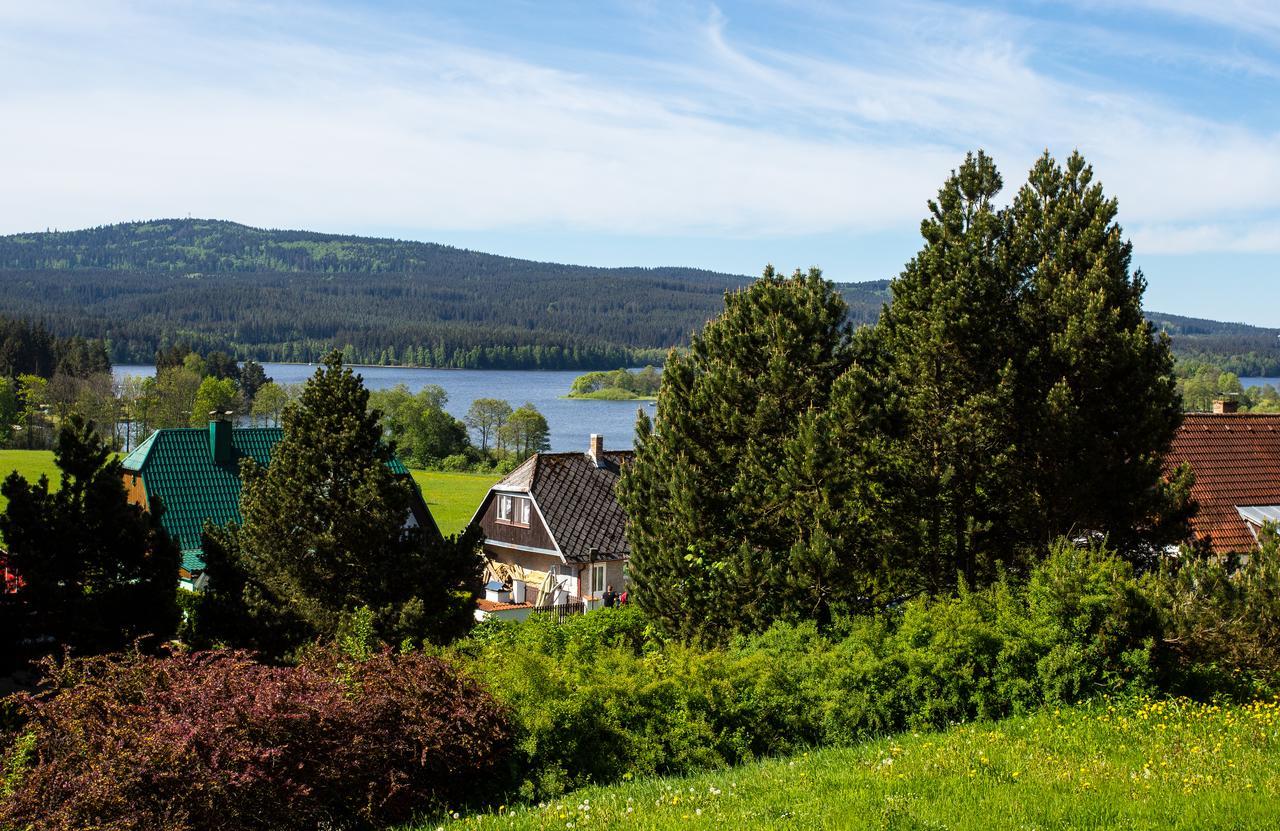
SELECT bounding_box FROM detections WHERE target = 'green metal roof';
[126,426,417,572]
[125,427,282,571]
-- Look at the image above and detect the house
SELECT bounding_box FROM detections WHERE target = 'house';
[1163,399,1280,555]
[121,417,439,589]
[471,434,632,621]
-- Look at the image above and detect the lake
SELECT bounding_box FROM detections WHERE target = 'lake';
[1242,377,1280,389]
[113,364,652,453]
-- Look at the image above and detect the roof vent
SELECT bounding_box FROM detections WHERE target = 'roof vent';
[588,434,605,467]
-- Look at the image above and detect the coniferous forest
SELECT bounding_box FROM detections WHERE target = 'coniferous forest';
[1,219,1273,371]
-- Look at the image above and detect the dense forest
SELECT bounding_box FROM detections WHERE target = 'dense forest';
[0,220,1272,371]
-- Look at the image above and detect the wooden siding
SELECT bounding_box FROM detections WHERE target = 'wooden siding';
[479,492,557,552]
[123,472,148,509]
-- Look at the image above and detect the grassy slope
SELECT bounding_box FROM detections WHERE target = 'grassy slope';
[0,451,496,538]
[410,469,500,536]
[418,699,1280,831]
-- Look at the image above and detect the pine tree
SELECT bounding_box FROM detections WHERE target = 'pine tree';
[0,416,179,656]
[869,151,1023,593]
[197,352,479,656]
[1006,151,1191,559]
[618,266,854,641]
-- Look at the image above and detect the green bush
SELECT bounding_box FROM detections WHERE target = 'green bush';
[449,542,1164,801]
[1146,525,1280,696]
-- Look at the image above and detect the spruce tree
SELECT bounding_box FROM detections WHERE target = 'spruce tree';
[868,151,1023,592]
[618,267,854,641]
[198,353,479,656]
[1006,151,1191,559]
[0,416,179,656]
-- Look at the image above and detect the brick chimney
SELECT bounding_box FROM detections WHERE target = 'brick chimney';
[1213,397,1240,414]
[209,412,232,464]
[588,433,605,467]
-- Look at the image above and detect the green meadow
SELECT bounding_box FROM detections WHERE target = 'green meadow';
[410,469,500,536]
[0,449,59,513]
[417,698,1280,831]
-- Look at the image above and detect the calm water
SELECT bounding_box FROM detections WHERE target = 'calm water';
[1242,377,1280,389]
[113,364,651,453]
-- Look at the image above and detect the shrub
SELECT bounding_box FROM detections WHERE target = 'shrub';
[450,542,1164,801]
[0,648,511,831]
[1147,526,1280,695]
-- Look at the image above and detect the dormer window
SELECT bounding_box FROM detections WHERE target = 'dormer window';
[497,493,532,527]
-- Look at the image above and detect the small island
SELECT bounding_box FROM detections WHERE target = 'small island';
[567,366,661,400]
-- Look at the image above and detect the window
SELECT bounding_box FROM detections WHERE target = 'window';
[591,563,607,595]
[496,494,532,527]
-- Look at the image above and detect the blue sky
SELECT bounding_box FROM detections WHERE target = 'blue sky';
[2,1,1278,324]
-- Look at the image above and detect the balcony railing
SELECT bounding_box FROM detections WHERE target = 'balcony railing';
[535,601,585,624]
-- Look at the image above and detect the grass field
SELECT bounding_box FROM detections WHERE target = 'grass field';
[410,469,500,536]
[0,450,496,537]
[0,449,59,512]
[414,698,1280,831]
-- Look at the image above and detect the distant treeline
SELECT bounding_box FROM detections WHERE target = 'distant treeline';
[0,317,110,379]
[0,220,1272,372]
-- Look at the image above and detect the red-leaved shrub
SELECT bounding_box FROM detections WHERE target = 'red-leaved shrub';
[0,647,511,831]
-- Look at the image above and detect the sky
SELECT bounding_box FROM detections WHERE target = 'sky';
[1,1,1278,324]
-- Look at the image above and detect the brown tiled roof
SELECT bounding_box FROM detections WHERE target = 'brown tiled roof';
[1165,413,1280,554]
[493,450,634,562]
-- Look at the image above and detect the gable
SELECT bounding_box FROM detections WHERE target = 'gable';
[477,489,559,556]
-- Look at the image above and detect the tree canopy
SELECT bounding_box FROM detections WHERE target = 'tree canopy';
[0,417,179,658]
[196,353,479,657]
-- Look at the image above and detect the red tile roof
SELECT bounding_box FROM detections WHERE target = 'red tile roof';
[476,599,534,613]
[1165,413,1280,554]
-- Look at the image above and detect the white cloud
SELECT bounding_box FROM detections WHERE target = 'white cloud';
[0,0,1277,255]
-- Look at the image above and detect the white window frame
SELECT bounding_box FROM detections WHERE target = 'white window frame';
[496,494,532,527]
[591,563,607,595]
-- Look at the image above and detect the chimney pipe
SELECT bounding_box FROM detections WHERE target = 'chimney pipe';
[209,414,232,464]
[588,434,605,467]
[1213,397,1240,414]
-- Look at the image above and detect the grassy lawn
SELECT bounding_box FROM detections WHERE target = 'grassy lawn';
[410,469,500,536]
[416,698,1280,830]
[0,449,59,512]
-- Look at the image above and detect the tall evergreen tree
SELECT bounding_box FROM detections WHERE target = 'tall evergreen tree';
[197,353,478,656]
[0,416,179,656]
[618,267,854,641]
[868,151,1023,592]
[1006,151,1191,559]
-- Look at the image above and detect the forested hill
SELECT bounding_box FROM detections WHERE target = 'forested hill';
[0,220,887,368]
[0,219,1272,372]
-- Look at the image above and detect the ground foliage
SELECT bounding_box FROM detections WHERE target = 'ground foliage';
[0,647,512,831]
[421,697,1280,831]
[450,542,1179,802]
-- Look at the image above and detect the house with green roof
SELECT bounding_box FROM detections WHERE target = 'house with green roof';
[122,418,439,589]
